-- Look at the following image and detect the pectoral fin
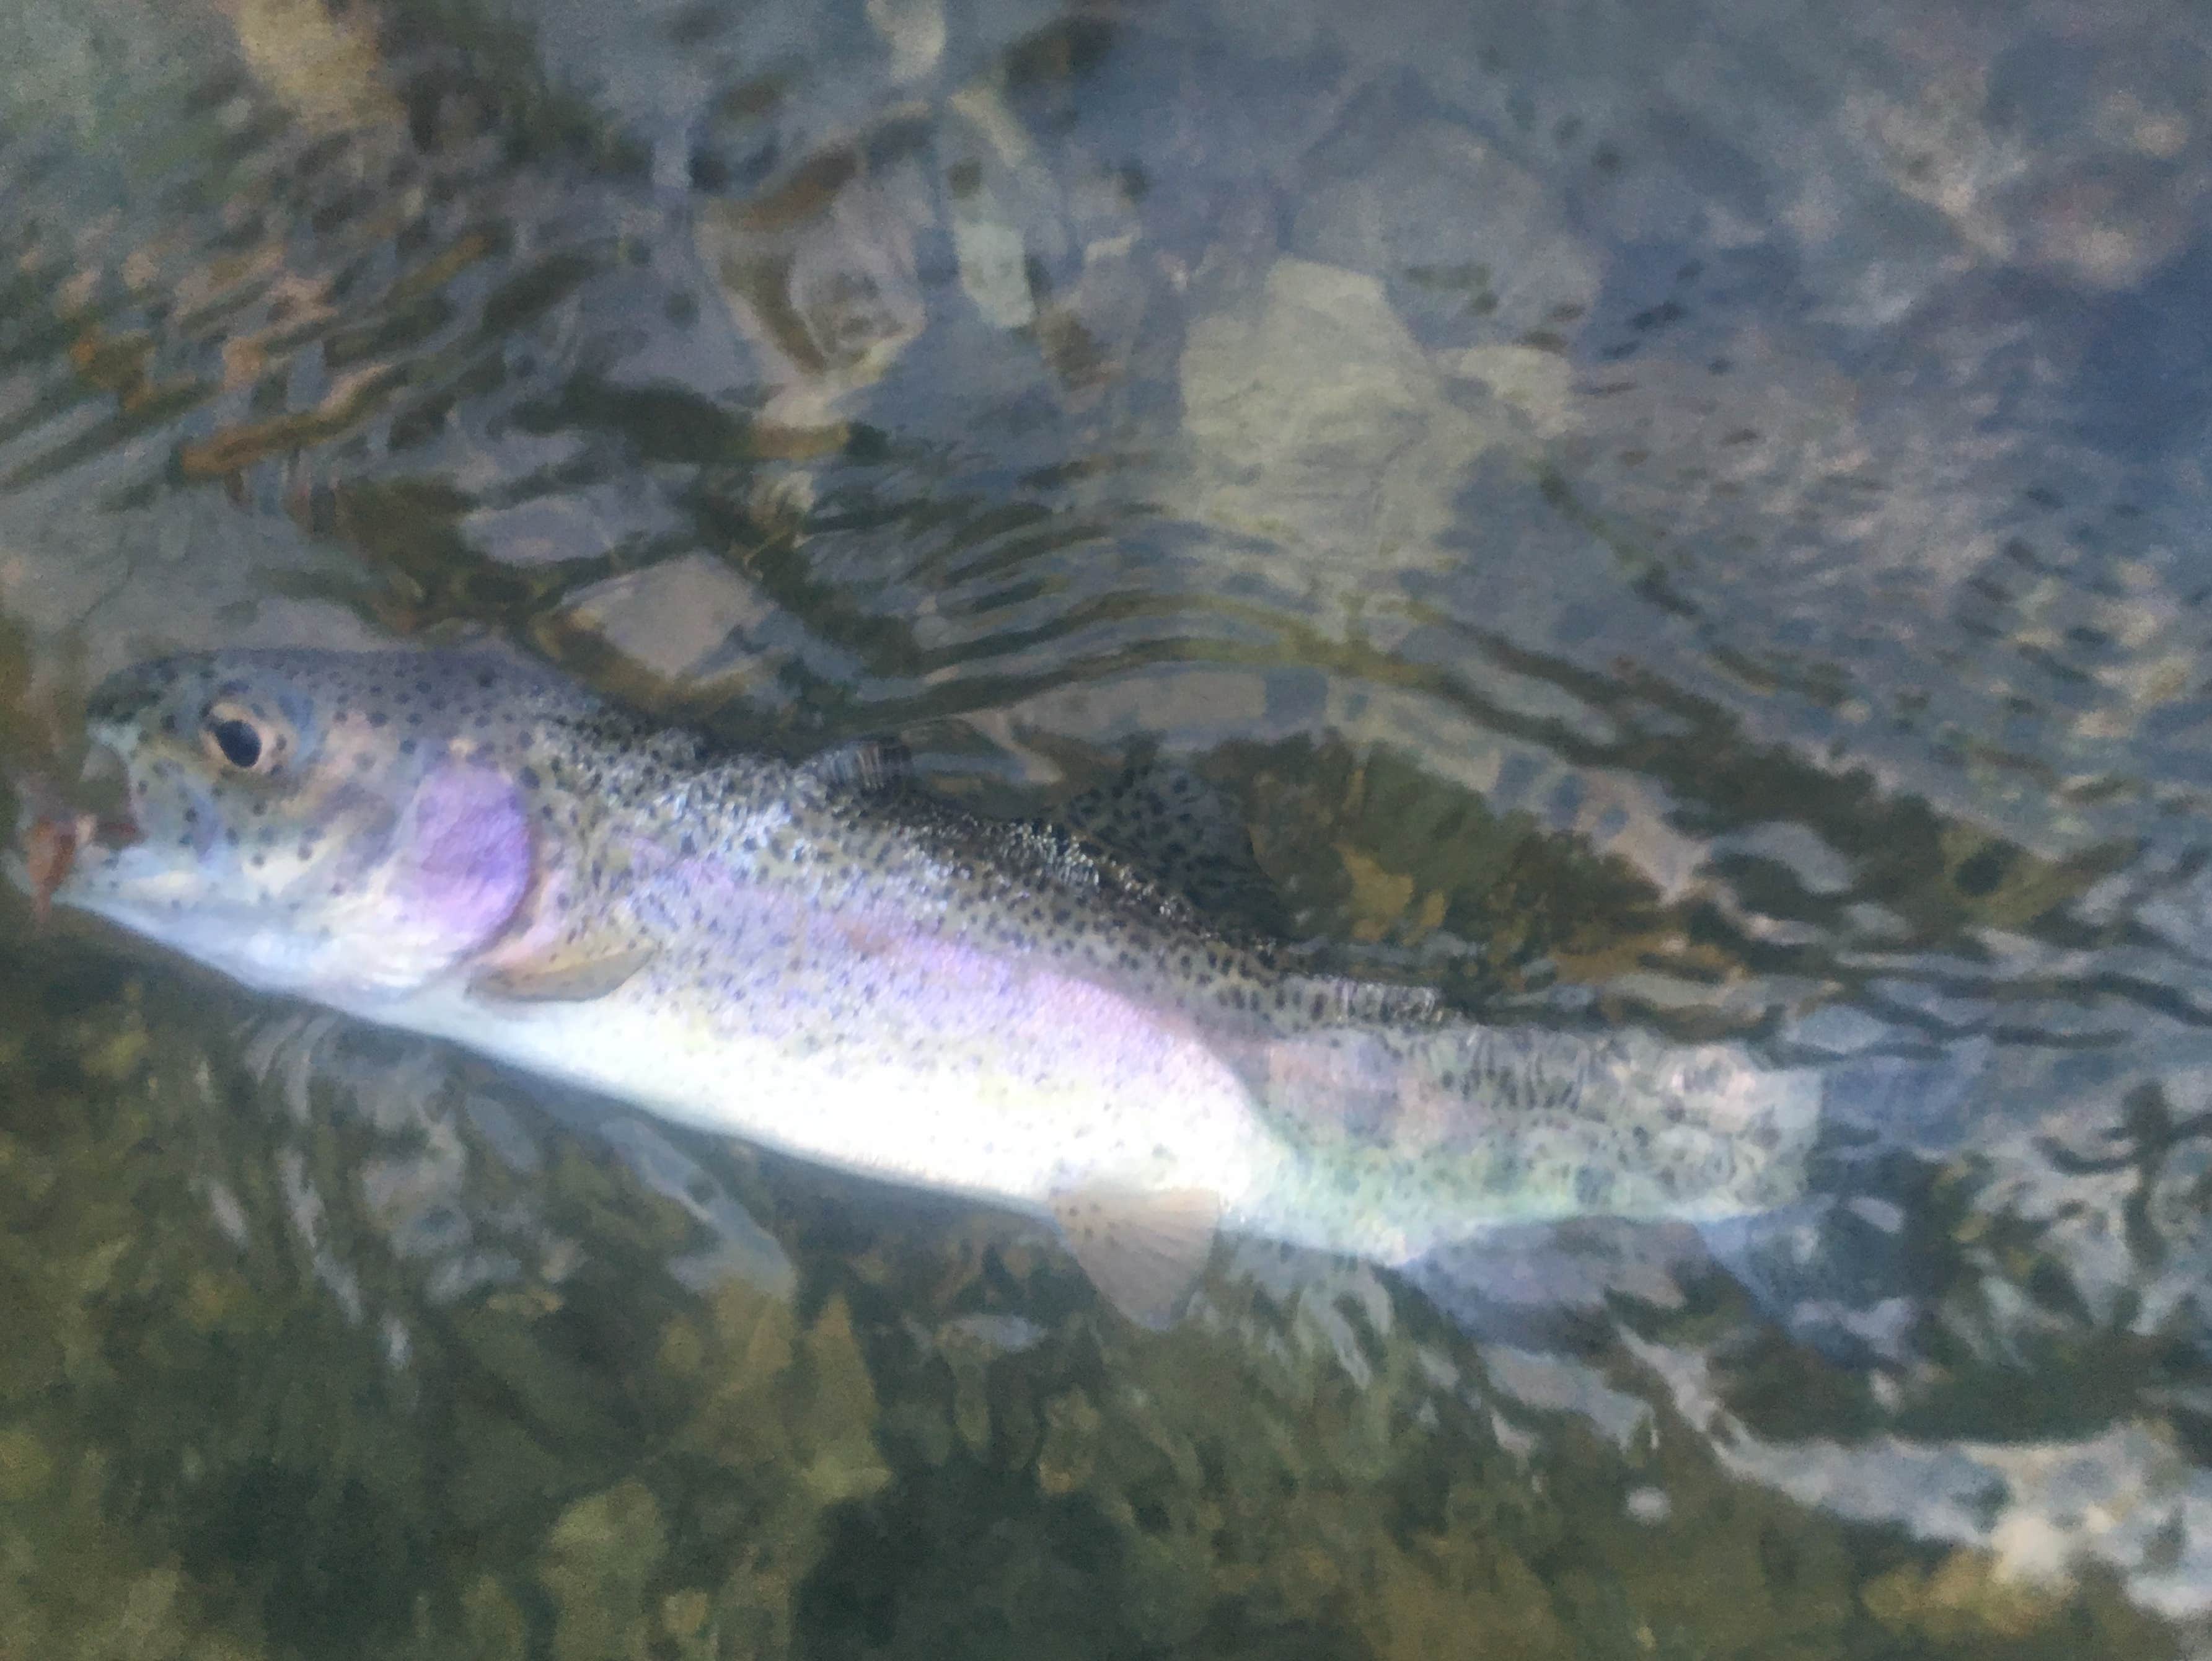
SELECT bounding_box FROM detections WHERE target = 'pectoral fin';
[469,943,656,1003]
[1050,1184,1220,1330]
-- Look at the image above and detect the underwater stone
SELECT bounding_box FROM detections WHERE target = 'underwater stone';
[555,553,774,687]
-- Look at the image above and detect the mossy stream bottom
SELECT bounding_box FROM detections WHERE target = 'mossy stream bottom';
[0,932,2185,1660]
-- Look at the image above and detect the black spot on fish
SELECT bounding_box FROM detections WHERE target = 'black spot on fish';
[369,712,389,728]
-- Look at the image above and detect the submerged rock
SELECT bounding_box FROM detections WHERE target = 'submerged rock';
[549,551,777,691]
[1176,257,1525,580]
[1292,108,1601,353]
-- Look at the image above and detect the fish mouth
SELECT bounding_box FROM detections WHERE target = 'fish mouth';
[11,749,143,923]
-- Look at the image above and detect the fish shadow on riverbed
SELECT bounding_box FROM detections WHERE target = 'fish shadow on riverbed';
[1393,1195,1916,1364]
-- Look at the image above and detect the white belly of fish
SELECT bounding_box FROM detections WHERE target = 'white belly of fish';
[365,974,1287,1223]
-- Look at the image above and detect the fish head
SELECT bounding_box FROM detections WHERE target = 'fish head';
[25,649,557,1003]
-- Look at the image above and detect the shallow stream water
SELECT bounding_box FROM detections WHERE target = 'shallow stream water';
[5,0,2212,1654]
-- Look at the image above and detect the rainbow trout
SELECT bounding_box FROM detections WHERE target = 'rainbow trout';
[14,648,1820,1323]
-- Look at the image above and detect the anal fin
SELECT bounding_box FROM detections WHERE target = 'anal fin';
[1050,1183,1221,1330]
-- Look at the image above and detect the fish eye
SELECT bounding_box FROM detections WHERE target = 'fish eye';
[208,718,262,769]
[200,697,289,773]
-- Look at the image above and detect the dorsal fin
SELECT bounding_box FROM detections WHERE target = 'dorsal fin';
[804,736,913,794]
[1058,762,1292,941]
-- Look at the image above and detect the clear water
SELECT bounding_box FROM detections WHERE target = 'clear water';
[3,0,2211,1654]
